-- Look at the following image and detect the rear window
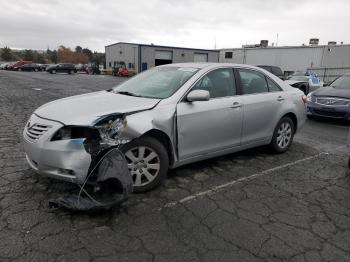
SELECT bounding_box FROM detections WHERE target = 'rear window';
[330,76,350,89]
[271,66,283,76]
[258,66,271,72]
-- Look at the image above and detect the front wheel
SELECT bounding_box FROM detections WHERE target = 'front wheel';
[120,137,169,192]
[270,117,295,153]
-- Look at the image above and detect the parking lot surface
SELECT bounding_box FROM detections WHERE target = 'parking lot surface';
[1,70,350,262]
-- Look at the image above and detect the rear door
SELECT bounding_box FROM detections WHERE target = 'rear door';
[237,68,285,144]
[176,68,243,160]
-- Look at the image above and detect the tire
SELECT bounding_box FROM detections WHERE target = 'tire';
[120,136,169,192]
[34,68,38,72]
[270,117,295,153]
[69,70,74,74]
[18,68,22,72]
[52,70,56,74]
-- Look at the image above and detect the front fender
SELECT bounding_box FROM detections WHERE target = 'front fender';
[121,104,178,157]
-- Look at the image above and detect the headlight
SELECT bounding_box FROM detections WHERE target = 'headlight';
[306,93,312,102]
[51,126,100,141]
[95,118,126,140]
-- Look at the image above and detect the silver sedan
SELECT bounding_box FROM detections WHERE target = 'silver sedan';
[23,63,307,192]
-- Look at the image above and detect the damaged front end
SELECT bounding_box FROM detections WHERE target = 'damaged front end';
[49,114,134,212]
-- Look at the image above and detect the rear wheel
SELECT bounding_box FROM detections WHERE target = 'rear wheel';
[52,70,56,74]
[270,117,295,153]
[69,70,74,74]
[120,137,169,192]
[34,68,39,72]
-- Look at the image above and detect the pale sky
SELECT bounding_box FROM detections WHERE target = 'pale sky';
[0,0,349,52]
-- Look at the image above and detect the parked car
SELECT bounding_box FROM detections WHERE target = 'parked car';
[38,64,51,71]
[18,63,42,72]
[46,63,77,74]
[23,63,306,192]
[285,70,322,94]
[307,73,350,120]
[257,65,285,80]
[3,62,15,70]
[7,60,32,71]
[0,62,9,69]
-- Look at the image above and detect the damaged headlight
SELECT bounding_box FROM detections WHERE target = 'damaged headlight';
[94,115,129,145]
[51,126,100,141]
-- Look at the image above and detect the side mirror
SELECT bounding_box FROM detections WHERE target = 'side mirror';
[323,82,328,87]
[187,90,210,102]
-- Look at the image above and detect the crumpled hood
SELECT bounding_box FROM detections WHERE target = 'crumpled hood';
[313,87,350,99]
[35,91,160,125]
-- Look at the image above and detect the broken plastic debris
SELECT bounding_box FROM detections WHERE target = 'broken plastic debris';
[49,148,133,212]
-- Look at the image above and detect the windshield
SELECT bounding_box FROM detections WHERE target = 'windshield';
[330,76,350,89]
[289,76,309,81]
[112,66,199,99]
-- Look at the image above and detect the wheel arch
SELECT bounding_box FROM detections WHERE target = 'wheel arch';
[281,112,298,133]
[141,129,175,166]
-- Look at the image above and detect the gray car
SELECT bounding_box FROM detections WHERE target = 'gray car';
[23,63,306,192]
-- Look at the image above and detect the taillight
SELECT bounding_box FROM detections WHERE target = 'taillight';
[301,95,307,103]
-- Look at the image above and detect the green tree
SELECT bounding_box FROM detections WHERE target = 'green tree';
[75,46,83,53]
[82,48,93,62]
[92,52,105,68]
[32,52,46,64]
[23,49,34,61]
[46,49,58,63]
[1,46,14,61]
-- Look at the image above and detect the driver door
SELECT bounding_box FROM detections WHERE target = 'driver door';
[176,68,243,160]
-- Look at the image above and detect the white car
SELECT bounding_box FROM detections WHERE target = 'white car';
[23,63,307,192]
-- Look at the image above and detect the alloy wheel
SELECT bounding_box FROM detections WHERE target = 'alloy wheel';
[124,146,161,187]
[276,122,292,149]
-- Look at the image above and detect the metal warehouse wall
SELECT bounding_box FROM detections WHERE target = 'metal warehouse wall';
[106,42,219,73]
[220,45,350,72]
[105,43,139,72]
[140,46,219,69]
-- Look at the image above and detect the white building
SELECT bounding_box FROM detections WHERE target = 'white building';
[105,42,219,73]
[220,44,350,81]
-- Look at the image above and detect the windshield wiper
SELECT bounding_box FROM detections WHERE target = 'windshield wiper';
[115,91,142,97]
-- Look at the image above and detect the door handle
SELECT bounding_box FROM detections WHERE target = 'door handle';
[277,96,285,102]
[230,102,242,108]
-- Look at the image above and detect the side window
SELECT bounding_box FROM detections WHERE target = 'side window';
[238,69,268,94]
[266,77,282,92]
[193,68,236,98]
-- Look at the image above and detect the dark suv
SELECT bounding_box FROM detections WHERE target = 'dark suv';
[46,64,77,74]
[257,65,285,80]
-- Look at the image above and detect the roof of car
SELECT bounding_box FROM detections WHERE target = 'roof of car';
[164,63,262,70]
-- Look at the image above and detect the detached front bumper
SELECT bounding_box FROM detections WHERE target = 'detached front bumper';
[23,114,92,184]
[307,102,350,120]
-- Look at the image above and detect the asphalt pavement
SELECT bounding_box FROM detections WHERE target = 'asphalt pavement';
[0,70,349,262]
